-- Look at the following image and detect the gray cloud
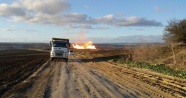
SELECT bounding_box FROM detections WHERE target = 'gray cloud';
[0,28,38,32]
[93,15,114,24]
[65,24,92,29]
[1,28,19,31]
[95,26,109,29]
[0,3,26,17]
[93,15,162,27]
[65,24,109,29]
[21,0,70,14]
[11,13,92,25]
[0,0,162,28]
[116,35,163,43]
[90,35,164,43]
[60,13,90,24]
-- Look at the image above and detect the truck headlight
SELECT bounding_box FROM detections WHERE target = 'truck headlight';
[51,52,55,55]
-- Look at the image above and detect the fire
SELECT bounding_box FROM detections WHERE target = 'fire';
[73,41,96,49]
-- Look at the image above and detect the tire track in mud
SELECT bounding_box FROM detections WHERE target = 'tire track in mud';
[48,59,106,97]
[48,56,140,98]
[49,61,70,98]
[69,56,141,98]
[2,55,185,98]
[87,61,186,98]
[128,69,186,97]
[25,61,54,98]
[98,63,165,97]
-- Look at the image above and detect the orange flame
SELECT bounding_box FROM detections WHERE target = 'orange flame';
[73,41,96,49]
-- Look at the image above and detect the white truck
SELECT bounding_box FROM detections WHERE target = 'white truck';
[50,38,70,62]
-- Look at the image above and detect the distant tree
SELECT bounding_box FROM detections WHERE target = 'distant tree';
[164,19,186,44]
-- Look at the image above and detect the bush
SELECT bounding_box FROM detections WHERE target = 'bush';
[129,44,161,62]
[164,19,186,44]
[116,59,186,79]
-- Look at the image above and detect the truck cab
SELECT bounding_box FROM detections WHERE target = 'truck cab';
[50,38,70,62]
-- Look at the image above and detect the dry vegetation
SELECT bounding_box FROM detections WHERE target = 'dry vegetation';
[127,44,162,62]
[129,44,186,70]
[75,44,186,78]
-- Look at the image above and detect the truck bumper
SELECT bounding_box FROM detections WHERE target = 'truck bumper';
[50,52,68,58]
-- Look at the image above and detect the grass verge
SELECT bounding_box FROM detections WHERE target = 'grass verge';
[116,58,186,79]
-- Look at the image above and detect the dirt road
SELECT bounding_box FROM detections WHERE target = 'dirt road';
[2,55,186,98]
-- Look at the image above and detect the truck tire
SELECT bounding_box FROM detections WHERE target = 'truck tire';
[50,58,53,61]
[65,58,68,62]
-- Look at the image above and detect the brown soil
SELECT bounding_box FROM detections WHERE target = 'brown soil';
[0,50,49,97]
[0,50,185,98]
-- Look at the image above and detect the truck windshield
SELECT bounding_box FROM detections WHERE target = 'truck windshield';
[52,41,67,47]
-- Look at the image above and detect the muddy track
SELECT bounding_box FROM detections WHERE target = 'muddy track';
[1,55,186,98]
[87,62,186,98]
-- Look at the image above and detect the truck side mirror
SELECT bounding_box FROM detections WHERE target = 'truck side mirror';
[49,41,52,47]
[69,43,71,47]
[66,43,70,48]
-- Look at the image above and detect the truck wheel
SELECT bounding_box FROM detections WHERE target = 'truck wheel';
[50,58,53,61]
[65,59,68,62]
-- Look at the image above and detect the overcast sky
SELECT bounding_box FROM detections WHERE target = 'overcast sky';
[0,0,186,43]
